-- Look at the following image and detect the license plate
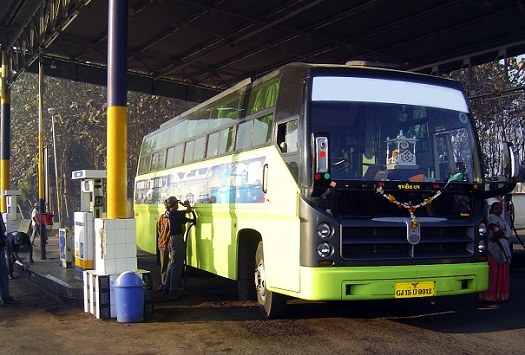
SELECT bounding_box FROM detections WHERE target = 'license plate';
[395,281,435,298]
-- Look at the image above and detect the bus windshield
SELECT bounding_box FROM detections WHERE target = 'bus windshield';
[310,76,482,184]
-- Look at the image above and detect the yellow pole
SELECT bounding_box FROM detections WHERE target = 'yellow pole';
[106,0,128,218]
[38,54,47,259]
[0,50,10,213]
[107,106,127,217]
[38,55,45,209]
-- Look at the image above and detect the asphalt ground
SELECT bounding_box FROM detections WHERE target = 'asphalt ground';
[3,229,525,354]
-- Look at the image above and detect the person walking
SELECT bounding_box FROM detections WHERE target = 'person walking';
[30,203,38,244]
[0,213,20,306]
[156,199,171,292]
[479,201,512,303]
[163,196,193,300]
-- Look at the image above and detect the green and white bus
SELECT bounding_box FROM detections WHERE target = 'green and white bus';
[134,62,517,318]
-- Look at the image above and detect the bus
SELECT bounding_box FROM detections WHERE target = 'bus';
[134,62,517,318]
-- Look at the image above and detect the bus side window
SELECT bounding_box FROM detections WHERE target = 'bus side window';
[236,120,254,150]
[277,119,298,153]
[218,127,235,154]
[151,150,166,171]
[253,114,274,146]
[174,144,184,166]
[207,131,220,157]
[184,140,195,163]
[194,136,207,160]
[247,76,280,115]
[138,154,152,174]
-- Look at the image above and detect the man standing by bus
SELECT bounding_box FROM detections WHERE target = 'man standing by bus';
[156,199,171,292]
[163,196,193,300]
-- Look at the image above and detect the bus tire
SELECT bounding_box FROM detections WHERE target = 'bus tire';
[238,238,257,301]
[255,241,287,319]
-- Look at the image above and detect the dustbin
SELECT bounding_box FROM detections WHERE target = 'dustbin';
[114,271,145,323]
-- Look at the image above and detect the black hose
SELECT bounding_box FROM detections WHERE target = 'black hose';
[182,207,197,292]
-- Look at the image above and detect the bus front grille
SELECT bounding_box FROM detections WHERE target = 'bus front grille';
[341,225,474,261]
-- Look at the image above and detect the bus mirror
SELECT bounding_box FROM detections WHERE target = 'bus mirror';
[484,142,518,198]
[502,142,519,180]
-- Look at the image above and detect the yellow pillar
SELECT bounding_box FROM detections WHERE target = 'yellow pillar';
[107,106,127,217]
[1,50,11,213]
[106,0,128,218]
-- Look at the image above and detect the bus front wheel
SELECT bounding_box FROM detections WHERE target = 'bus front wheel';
[255,241,287,319]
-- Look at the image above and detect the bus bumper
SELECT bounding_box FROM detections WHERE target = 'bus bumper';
[292,262,488,301]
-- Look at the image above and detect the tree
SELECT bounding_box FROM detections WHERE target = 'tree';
[447,57,525,180]
[9,73,195,223]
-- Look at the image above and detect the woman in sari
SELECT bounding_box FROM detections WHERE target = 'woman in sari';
[479,201,512,303]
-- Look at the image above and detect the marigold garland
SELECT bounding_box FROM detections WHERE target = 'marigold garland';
[375,185,442,226]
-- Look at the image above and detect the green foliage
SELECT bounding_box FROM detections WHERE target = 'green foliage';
[447,57,525,179]
[10,73,195,225]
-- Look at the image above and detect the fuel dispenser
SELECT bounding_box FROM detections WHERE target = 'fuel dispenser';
[72,170,106,269]
[2,190,22,233]
[58,228,73,268]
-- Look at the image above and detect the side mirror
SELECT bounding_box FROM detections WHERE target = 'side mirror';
[484,142,519,198]
[503,142,519,181]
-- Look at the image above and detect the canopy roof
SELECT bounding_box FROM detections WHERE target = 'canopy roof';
[1,0,524,101]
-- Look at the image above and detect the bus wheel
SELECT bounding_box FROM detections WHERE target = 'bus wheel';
[255,241,286,319]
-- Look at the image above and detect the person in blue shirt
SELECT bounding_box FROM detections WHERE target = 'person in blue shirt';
[0,214,20,306]
[163,196,193,300]
[6,231,34,280]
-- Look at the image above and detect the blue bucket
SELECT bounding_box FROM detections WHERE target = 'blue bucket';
[114,271,145,323]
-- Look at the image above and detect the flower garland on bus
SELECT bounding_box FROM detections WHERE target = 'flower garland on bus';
[375,182,442,228]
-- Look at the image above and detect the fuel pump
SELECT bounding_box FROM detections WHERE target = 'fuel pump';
[2,190,22,233]
[72,170,107,269]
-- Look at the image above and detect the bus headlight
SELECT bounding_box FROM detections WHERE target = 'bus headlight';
[317,223,332,238]
[478,239,486,253]
[317,242,333,258]
[478,223,487,237]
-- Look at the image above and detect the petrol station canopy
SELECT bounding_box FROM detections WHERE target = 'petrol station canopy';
[1,0,524,102]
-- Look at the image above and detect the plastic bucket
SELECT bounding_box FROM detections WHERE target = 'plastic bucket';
[36,213,54,225]
[114,271,145,323]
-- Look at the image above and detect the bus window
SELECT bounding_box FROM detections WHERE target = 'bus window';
[247,76,280,115]
[218,126,234,154]
[166,144,184,167]
[207,131,220,157]
[173,120,188,142]
[406,122,429,151]
[151,150,166,171]
[277,119,298,153]
[184,140,195,163]
[194,136,207,160]
[137,154,151,174]
[236,120,254,150]
[188,109,211,138]
[252,114,273,146]
[157,129,169,150]
[211,94,241,126]
[138,136,156,173]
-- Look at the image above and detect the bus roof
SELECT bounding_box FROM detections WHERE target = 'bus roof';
[149,61,465,138]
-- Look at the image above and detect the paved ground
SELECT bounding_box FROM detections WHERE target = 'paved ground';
[2,229,525,354]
